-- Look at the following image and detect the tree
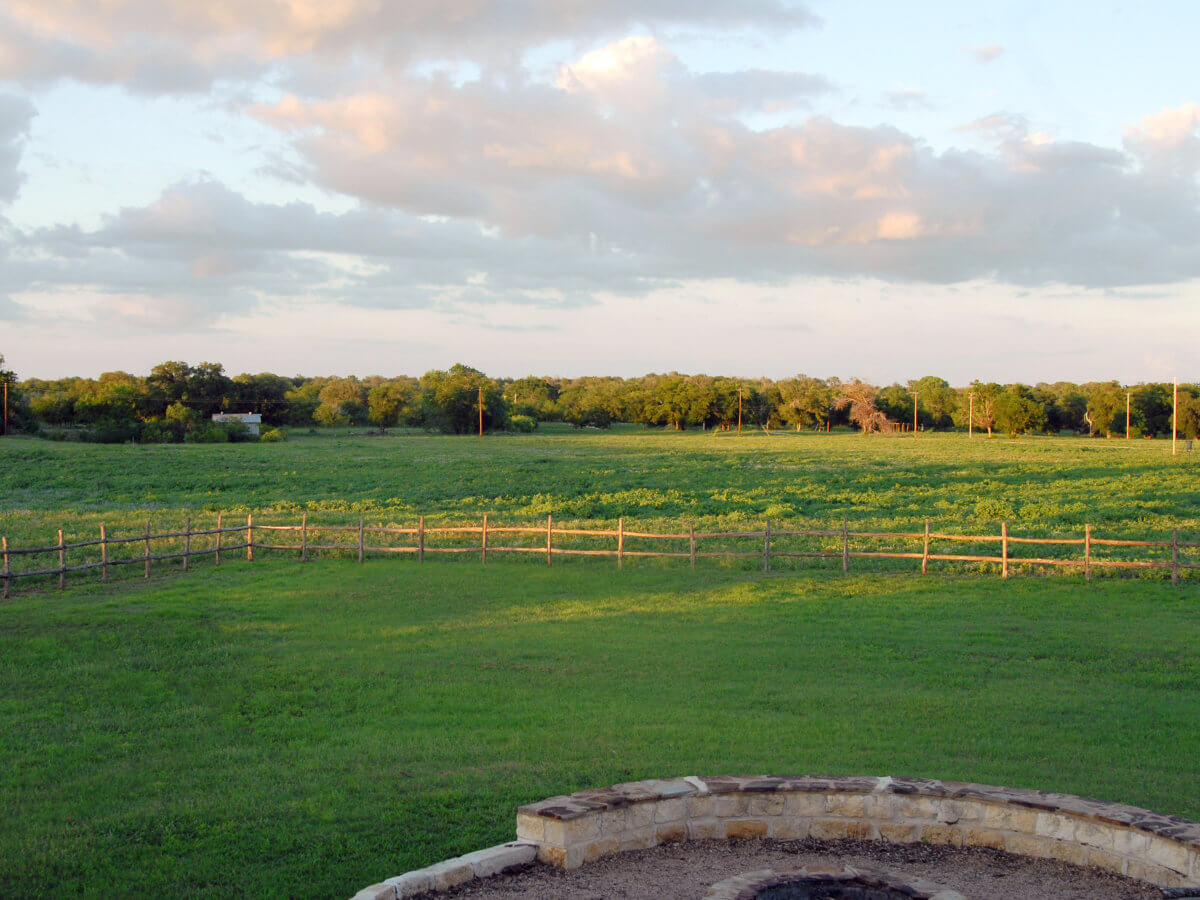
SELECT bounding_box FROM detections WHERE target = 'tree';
[993,386,1046,436]
[1085,381,1125,438]
[505,377,559,420]
[419,364,507,434]
[315,377,367,426]
[910,376,957,429]
[0,353,33,434]
[367,380,417,428]
[776,375,833,430]
[957,381,1002,436]
[834,379,888,434]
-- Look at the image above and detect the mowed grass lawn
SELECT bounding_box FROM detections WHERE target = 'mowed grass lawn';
[1,559,1198,897]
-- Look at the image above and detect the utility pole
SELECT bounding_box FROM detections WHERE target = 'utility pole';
[477,385,483,438]
[1172,377,1178,457]
[1126,391,1131,440]
[1,380,6,437]
[737,388,743,436]
[911,391,919,438]
[968,392,974,438]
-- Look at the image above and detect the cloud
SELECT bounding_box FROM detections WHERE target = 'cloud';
[963,44,1005,64]
[882,87,932,110]
[0,94,35,204]
[0,0,817,92]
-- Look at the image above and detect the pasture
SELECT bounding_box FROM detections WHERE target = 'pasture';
[1,429,1198,897]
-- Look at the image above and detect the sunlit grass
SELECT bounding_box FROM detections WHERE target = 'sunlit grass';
[1,560,1197,896]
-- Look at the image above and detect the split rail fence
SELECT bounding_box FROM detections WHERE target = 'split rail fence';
[2,513,1197,598]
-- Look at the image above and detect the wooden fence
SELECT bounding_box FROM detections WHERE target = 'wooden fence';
[2,513,1197,598]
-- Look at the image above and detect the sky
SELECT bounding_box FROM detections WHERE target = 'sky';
[1,1,1198,385]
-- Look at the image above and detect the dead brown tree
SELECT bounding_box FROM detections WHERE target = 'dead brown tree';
[835,379,890,434]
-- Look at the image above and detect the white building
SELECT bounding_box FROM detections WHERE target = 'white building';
[212,412,262,436]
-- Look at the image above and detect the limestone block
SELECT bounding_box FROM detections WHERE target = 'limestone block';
[809,819,873,841]
[1125,858,1192,888]
[784,792,827,818]
[687,818,722,840]
[961,827,1006,851]
[629,802,655,828]
[461,843,537,878]
[723,819,769,839]
[1034,812,1077,843]
[937,801,965,825]
[687,795,713,819]
[654,798,686,823]
[714,793,747,818]
[565,815,600,843]
[896,796,940,820]
[537,845,566,868]
[385,870,433,899]
[656,824,686,843]
[920,825,963,847]
[1085,847,1127,875]
[1112,826,1151,857]
[1074,819,1119,852]
[426,859,473,890]
[598,808,628,836]
[958,801,989,822]
[824,793,867,818]
[747,793,785,817]
[515,811,544,843]
[983,803,1038,833]
[350,883,396,900]
[769,817,810,839]
[618,828,656,852]
[583,838,619,862]
[541,818,566,847]
[1146,836,1191,874]
[878,823,920,843]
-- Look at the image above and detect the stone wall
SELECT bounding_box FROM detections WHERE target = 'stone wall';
[350,774,1200,898]
[516,775,1200,889]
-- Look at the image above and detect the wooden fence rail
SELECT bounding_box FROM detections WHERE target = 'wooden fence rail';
[1,515,1197,598]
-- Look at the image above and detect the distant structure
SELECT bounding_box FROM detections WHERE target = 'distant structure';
[212,412,262,436]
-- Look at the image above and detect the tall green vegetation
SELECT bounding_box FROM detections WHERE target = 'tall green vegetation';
[8,348,1200,441]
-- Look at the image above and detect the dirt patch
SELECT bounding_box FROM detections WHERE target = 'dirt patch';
[433,837,1163,899]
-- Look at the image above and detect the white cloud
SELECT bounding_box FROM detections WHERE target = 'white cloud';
[0,94,34,204]
[963,44,1005,64]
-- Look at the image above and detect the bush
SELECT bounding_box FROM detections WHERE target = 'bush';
[509,415,537,433]
[260,428,287,443]
[137,421,182,444]
[82,419,140,443]
[184,423,250,443]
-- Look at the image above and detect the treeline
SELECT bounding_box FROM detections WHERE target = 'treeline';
[3,356,1200,442]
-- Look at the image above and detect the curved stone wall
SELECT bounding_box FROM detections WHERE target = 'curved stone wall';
[516,775,1200,889]
[351,774,1200,898]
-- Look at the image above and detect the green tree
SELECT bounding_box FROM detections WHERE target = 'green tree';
[367,380,417,428]
[776,375,833,430]
[314,377,367,426]
[419,365,507,434]
[993,386,1046,436]
[1085,381,1125,438]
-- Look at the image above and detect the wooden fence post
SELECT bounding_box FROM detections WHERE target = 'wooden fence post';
[1172,528,1179,586]
[100,524,108,583]
[617,517,624,570]
[763,520,771,573]
[215,513,222,566]
[689,522,696,569]
[183,516,191,572]
[246,513,254,562]
[546,514,553,566]
[842,518,849,574]
[144,520,151,579]
[1084,523,1091,582]
[922,518,930,575]
[418,516,425,563]
[1001,521,1009,579]
[1,535,8,599]
[358,517,365,563]
[301,513,308,562]
[57,529,66,590]
[481,514,488,565]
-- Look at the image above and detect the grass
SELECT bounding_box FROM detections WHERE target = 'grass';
[2,428,1199,896]
[3,428,1199,542]
[1,560,1198,897]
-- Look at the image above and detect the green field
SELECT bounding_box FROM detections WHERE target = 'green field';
[2,430,1199,897]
